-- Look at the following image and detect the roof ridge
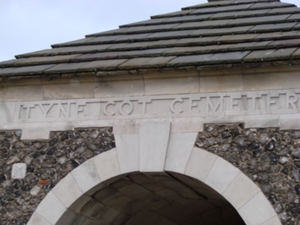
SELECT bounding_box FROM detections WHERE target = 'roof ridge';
[182,0,281,10]
[209,0,279,1]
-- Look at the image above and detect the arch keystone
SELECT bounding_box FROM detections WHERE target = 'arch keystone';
[139,119,171,172]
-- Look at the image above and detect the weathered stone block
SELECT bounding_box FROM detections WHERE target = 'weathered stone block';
[11,163,27,179]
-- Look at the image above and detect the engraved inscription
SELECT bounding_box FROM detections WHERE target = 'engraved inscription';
[14,89,300,122]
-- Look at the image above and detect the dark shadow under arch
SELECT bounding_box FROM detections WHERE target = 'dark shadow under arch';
[58,171,245,225]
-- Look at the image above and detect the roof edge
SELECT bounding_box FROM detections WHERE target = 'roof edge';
[1,59,300,81]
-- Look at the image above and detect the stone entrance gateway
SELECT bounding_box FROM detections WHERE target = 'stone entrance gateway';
[1,0,300,224]
[27,135,280,225]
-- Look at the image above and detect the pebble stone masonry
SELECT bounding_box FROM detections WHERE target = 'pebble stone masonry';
[196,124,300,224]
[1,0,300,224]
[0,128,115,224]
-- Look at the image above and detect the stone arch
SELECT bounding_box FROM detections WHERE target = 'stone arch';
[27,141,281,225]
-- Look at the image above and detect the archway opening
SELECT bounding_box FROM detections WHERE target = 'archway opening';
[58,172,245,225]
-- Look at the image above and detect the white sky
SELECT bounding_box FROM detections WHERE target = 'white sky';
[0,0,299,61]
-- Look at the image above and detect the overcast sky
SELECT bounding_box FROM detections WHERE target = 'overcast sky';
[0,0,299,62]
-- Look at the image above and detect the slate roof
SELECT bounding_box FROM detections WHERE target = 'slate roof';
[1,0,300,79]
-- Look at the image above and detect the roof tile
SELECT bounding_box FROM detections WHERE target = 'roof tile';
[168,51,249,66]
[291,48,300,58]
[84,35,122,44]
[123,23,180,34]
[228,14,290,26]
[167,54,213,66]
[192,26,254,36]
[117,48,168,58]
[210,8,270,19]
[249,22,298,32]
[86,28,129,37]
[268,7,300,14]
[293,23,300,29]
[191,4,254,15]
[16,44,113,58]
[152,9,195,18]
[115,33,153,42]
[174,19,233,30]
[52,38,95,48]
[0,64,55,76]
[163,45,231,56]
[0,58,18,67]
[165,14,211,23]
[244,47,297,61]
[210,51,250,62]
[72,52,123,61]
[118,56,175,68]
[216,34,259,43]
[75,33,154,46]
[45,62,90,73]
[176,36,219,45]
[227,41,272,51]
[254,30,300,40]
[120,18,168,28]
[15,49,53,58]
[268,39,300,47]
[147,30,195,39]
[80,59,128,71]
[111,41,163,51]
[250,2,294,10]
[3,54,80,67]
[289,14,300,21]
